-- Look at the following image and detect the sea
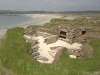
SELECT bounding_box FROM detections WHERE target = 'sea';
[0,15,36,29]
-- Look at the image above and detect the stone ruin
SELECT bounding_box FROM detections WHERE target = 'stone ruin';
[37,31,58,44]
[59,26,87,44]
[23,25,100,62]
[37,25,89,44]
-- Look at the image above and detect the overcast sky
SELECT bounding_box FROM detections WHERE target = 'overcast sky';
[0,0,100,11]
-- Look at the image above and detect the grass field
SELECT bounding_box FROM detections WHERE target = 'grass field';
[0,27,100,75]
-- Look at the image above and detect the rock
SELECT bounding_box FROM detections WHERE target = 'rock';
[30,37,38,44]
[37,26,60,35]
[29,50,33,55]
[23,28,36,35]
[37,32,43,36]
[23,35,38,44]
[68,49,81,52]
[38,32,58,44]
[32,36,37,40]
[49,47,63,58]
[49,50,57,58]
[34,56,39,60]
[38,56,49,61]
[26,40,28,42]
[69,55,76,58]
[69,52,80,56]
[79,27,86,31]
[46,35,58,44]
[44,38,48,43]
[30,39,37,44]
[37,32,51,38]
[50,46,60,50]
[24,35,32,40]
[32,49,38,53]
[32,45,39,49]
[31,52,40,58]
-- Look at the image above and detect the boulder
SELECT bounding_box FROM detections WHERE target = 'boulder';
[67,49,81,53]
[23,35,31,40]
[32,49,38,53]
[44,38,48,43]
[37,32,51,38]
[49,50,57,58]
[49,47,63,58]
[29,50,33,55]
[50,46,60,50]
[23,29,32,35]
[69,55,76,58]
[46,35,58,44]
[79,27,86,31]
[32,45,39,49]
[31,52,40,58]
[69,52,80,56]
[37,32,43,36]
[23,28,36,35]
[38,56,49,61]
[29,39,37,44]
[34,56,39,60]
[23,35,38,44]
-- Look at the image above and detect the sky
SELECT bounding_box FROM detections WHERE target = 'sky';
[0,0,100,11]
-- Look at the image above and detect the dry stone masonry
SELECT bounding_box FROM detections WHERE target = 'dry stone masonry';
[37,25,89,44]
[37,31,58,44]
[23,23,100,62]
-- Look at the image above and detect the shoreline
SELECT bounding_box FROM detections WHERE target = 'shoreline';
[0,14,62,38]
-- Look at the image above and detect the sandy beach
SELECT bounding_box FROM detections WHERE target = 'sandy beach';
[0,14,62,38]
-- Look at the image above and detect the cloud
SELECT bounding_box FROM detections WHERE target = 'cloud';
[0,0,100,11]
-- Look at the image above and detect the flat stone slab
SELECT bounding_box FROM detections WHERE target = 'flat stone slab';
[49,47,63,58]
[69,55,76,58]
[46,35,58,44]
[38,56,49,61]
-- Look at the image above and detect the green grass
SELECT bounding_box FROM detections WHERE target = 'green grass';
[53,18,68,22]
[45,24,58,28]
[27,25,40,29]
[27,24,58,29]
[27,18,100,28]
[0,38,4,47]
[0,27,100,75]
[87,30,100,35]
[91,15,100,20]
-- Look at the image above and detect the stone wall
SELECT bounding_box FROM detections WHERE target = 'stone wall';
[58,26,92,44]
[36,25,90,44]
[37,26,60,36]
[37,31,58,44]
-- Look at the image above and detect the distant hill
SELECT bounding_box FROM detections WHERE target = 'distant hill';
[0,10,46,14]
[0,10,100,14]
[60,11,100,14]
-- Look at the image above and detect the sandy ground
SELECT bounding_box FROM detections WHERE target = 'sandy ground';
[36,36,82,63]
[0,14,62,38]
[0,29,7,38]
[63,17,76,20]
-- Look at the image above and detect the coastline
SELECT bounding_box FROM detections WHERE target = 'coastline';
[0,14,62,38]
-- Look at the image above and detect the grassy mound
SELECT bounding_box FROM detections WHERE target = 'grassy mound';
[0,27,100,75]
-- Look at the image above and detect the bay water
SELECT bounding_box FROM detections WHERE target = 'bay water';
[0,15,36,29]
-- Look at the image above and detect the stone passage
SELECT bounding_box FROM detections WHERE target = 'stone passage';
[59,31,66,39]
[82,31,86,35]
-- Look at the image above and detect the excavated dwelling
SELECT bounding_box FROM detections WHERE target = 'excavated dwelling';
[37,25,88,44]
[23,25,96,63]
